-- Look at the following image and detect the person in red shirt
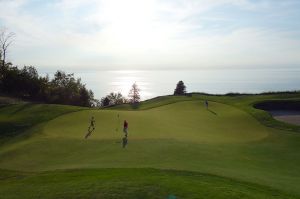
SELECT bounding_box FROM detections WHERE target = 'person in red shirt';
[123,120,128,137]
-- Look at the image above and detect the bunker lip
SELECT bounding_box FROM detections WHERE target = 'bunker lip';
[254,100,300,126]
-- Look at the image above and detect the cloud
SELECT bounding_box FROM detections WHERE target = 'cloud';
[0,0,299,69]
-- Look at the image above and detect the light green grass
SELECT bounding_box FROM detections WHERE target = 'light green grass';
[0,94,300,198]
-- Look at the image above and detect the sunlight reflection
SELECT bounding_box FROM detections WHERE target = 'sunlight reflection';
[108,70,153,99]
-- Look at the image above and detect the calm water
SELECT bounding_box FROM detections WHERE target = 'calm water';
[41,68,300,100]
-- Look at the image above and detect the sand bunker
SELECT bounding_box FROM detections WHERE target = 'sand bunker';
[254,100,300,126]
[269,110,300,126]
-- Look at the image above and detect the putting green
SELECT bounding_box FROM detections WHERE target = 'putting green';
[1,99,300,198]
[44,101,268,142]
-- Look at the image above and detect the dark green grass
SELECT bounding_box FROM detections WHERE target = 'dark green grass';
[0,168,298,199]
[0,103,84,140]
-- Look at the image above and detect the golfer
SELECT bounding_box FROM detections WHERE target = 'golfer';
[89,116,95,132]
[123,120,128,137]
[205,100,208,109]
[85,116,95,139]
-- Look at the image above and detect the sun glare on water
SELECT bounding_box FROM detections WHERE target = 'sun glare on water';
[109,70,153,99]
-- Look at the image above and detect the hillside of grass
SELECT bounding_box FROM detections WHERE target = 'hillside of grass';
[0,93,300,198]
[198,93,300,132]
[0,103,85,144]
[109,92,300,132]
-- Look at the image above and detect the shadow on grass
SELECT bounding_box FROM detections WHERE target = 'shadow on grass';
[207,108,217,116]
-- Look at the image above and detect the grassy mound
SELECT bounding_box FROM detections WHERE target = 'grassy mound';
[0,103,84,139]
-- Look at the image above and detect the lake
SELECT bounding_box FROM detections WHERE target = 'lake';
[41,67,300,100]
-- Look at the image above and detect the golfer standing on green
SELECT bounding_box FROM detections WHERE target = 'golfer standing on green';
[89,116,95,131]
[205,100,208,109]
[123,120,128,137]
[85,116,95,139]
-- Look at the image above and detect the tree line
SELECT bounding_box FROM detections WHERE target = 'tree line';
[0,63,95,107]
[0,28,93,107]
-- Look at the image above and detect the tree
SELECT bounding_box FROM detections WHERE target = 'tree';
[79,87,93,107]
[174,80,186,95]
[18,66,40,98]
[48,71,95,107]
[108,92,126,105]
[0,62,96,107]
[100,92,126,107]
[128,83,140,103]
[91,98,101,108]
[100,97,111,107]
[0,28,15,67]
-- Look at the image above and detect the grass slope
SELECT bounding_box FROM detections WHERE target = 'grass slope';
[0,168,298,199]
[198,93,300,132]
[0,103,84,138]
[0,94,300,198]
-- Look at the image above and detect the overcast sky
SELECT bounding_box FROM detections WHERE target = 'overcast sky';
[0,0,300,70]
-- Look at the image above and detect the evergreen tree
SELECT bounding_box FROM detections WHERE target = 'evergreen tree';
[174,80,186,95]
[128,83,140,103]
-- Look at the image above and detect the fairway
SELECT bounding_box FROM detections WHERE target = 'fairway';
[1,97,300,198]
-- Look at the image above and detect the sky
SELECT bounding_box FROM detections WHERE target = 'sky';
[0,0,300,70]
